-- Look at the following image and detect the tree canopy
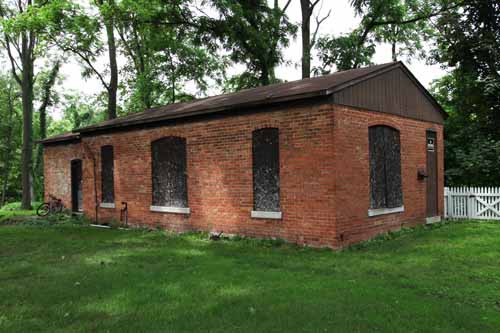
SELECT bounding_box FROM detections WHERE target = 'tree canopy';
[0,0,497,205]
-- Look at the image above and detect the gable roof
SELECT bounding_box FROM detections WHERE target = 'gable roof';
[40,61,446,144]
[38,131,80,145]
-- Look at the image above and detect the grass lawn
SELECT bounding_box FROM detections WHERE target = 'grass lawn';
[0,209,35,223]
[0,219,499,332]
[0,203,38,223]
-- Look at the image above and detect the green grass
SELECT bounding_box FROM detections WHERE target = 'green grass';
[0,202,39,223]
[0,220,499,332]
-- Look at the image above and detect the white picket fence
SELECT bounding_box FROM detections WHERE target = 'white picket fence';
[445,187,500,220]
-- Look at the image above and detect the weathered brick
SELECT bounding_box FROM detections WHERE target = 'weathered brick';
[44,103,444,248]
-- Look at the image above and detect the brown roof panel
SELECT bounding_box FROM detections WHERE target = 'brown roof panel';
[38,131,80,145]
[41,61,446,144]
[77,62,399,134]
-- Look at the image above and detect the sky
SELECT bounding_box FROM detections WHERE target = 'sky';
[42,0,449,116]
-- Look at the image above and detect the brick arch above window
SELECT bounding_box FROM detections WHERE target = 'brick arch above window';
[367,121,401,132]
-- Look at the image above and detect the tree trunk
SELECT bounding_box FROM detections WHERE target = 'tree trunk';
[100,0,118,119]
[133,24,151,109]
[301,0,311,79]
[260,65,270,86]
[392,41,397,61]
[20,33,34,210]
[34,61,60,201]
[1,0,36,209]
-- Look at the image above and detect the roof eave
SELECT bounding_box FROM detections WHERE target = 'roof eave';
[76,90,330,135]
[38,134,81,145]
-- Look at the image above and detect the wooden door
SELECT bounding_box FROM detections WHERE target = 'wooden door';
[426,131,438,217]
[71,159,83,212]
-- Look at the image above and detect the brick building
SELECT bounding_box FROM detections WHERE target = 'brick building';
[40,62,446,248]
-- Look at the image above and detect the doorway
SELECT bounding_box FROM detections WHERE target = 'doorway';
[426,131,438,217]
[71,159,83,212]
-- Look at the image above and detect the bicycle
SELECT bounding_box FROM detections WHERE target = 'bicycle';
[36,195,64,217]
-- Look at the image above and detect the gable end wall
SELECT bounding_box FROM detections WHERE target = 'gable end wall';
[332,105,444,246]
[332,67,444,124]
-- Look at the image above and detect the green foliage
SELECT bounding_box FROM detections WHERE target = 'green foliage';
[315,0,445,72]
[351,0,437,59]
[0,221,500,331]
[114,0,225,113]
[1,0,496,199]
[209,0,297,88]
[315,33,375,73]
[1,201,41,211]
[28,0,104,78]
[431,0,500,186]
[223,72,284,93]
[433,0,500,136]
[0,74,22,205]
[0,204,88,225]
[50,92,106,132]
[0,201,38,223]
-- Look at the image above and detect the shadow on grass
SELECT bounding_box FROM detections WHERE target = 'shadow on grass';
[0,222,499,332]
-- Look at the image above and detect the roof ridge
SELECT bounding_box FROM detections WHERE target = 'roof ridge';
[40,61,431,142]
[74,62,400,134]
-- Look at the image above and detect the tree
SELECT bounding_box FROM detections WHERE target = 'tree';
[431,0,500,186]
[114,0,224,112]
[95,0,118,119]
[315,0,461,72]
[0,0,38,209]
[299,0,331,78]
[315,32,375,73]
[209,0,296,89]
[36,0,118,120]
[433,0,499,135]
[33,60,60,200]
[0,74,22,207]
[370,3,432,61]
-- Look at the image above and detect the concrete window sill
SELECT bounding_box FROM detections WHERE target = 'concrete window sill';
[150,206,191,214]
[251,211,282,220]
[368,206,404,217]
[99,202,116,209]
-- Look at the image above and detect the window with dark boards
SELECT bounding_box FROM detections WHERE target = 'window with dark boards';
[101,145,115,204]
[252,128,280,212]
[368,126,403,209]
[151,137,188,208]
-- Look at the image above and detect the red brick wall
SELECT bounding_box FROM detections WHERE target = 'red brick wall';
[43,103,444,248]
[332,105,444,246]
[44,142,82,210]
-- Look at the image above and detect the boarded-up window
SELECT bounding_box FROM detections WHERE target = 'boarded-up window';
[101,145,115,203]
[253,128,280,212]
[369,126,403,209]
[151,137,188,207]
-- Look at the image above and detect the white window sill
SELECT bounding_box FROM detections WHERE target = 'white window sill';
[100,203,116,209]
[251,211,282,220]
[368,206,404,217]
[150,206,190,214]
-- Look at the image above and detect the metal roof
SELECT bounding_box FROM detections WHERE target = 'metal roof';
[37,131,80,145]
[40,61,445,144]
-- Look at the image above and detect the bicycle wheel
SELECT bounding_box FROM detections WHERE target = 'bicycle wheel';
[36,203,50,217]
